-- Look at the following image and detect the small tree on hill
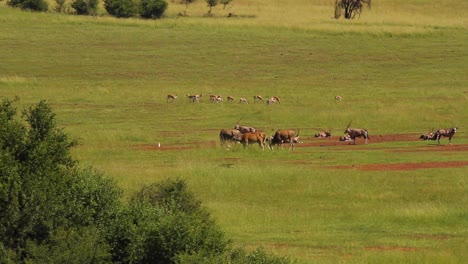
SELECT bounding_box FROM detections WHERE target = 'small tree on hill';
[334,0,371,19]
[205,0,218,15]
[179,0,196,16]
[104,0,138,18]
[140,0,168,19]
[71,0,99,15]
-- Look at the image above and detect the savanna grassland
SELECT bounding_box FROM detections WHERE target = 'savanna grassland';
[1,0,467,263]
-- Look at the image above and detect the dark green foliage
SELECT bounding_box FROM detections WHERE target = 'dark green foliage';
[71,0,99,15]
[7,0,48,11]
[106,179,230,263]
[140,0,167,19]
[104,0,138,18]
[0,98,121,262]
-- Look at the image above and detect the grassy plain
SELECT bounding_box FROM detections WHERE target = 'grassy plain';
[1,0,467,263]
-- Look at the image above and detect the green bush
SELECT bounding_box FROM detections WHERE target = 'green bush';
[71,0,99,15]
[7,0,48,11]
[140,0,167,19]
[104,0,138,18]
[0,98,121,261]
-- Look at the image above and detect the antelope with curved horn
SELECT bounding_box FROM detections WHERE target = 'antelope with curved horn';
[344,121,369,145]
[434,126,458,145]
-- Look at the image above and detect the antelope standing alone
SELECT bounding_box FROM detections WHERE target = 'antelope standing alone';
[434,127,457,145]
[335,95,342,102]
[344,122,369,145]
[239,98,248,104]
[167,94,178,102]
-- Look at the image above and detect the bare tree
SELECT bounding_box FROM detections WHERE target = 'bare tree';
[335,0,371,19]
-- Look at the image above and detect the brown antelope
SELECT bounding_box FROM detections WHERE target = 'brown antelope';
[266,98,276,105]
[187,94,202,103]
[219,129,243,147]
[267,96,281,104]
[270,129,300,150]
[253,95,264,102]
[335,95,342,102]
[227,96,235,102]
[241,132,267,150]
[167,94,178,102]
[344,122,369,145]
[435,127,457,145]
[339,134,353,142]
[209,94,222,103]
[239,98,248,104]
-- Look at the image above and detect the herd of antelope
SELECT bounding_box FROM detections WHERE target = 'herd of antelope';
[168,93,458,149]
[167,94,282,105]
[220,123,458,150]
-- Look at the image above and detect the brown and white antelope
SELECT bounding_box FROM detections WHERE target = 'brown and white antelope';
[419,128,436,141]
[239,97,248,104]
[209,94,223,103]
[234,124,256,133]
[344,122,369,145]
[434,127,457,145]
[219,129,243,147]
[167,94,178,102]
[267,96,281,104]
[314,129,332,138]
[335,95,342,102]
[253,95,264,102]
[227,96,235,102]
[187,94,202,103]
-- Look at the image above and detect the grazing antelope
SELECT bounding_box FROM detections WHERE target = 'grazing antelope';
[269,129,300,150]
[335,95,342,102]
[239,98,248,104]
[253,95,264,102]
[219,129,243,147]
[267,96,281,104]
[167,94,178,102]
[187,94,202,103]
[434,127,457,145]
[234,124,256,133]
[209,94,223,103]
[241,131,267,150]
[266,98,276,105]
[344,122,369,145]
[227,96,235,102]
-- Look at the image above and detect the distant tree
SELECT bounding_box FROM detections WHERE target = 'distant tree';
[205,0,218,15]
[71,0,99,15]
[140,0,168,19]
[334,0,371,19]
[7,0,48,11]
[104,0,138,18]
[219,0,232,10]
[179,0,196,16]
[54,0,67,12]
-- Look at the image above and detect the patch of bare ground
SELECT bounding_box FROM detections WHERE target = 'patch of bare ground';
[365,246,421,252]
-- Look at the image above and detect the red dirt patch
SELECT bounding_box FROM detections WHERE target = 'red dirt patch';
[365,246,420,252]
[330,161,468,171]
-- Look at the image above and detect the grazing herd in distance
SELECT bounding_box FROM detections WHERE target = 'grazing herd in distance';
[165,94,459,148]
[166,94,283,104]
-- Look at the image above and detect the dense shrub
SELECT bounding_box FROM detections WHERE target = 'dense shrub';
[71,0,99,15]
[104,0,138,18]
[140,0,167,19]
[7,0,48,11]
[0,98,121,262]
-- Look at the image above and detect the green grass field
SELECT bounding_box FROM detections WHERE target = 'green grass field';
[1,1,467,262]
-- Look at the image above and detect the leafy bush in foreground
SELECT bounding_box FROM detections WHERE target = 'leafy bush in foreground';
[0,98,290,264]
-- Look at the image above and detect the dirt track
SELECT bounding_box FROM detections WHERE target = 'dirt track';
[132,133,468,171]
